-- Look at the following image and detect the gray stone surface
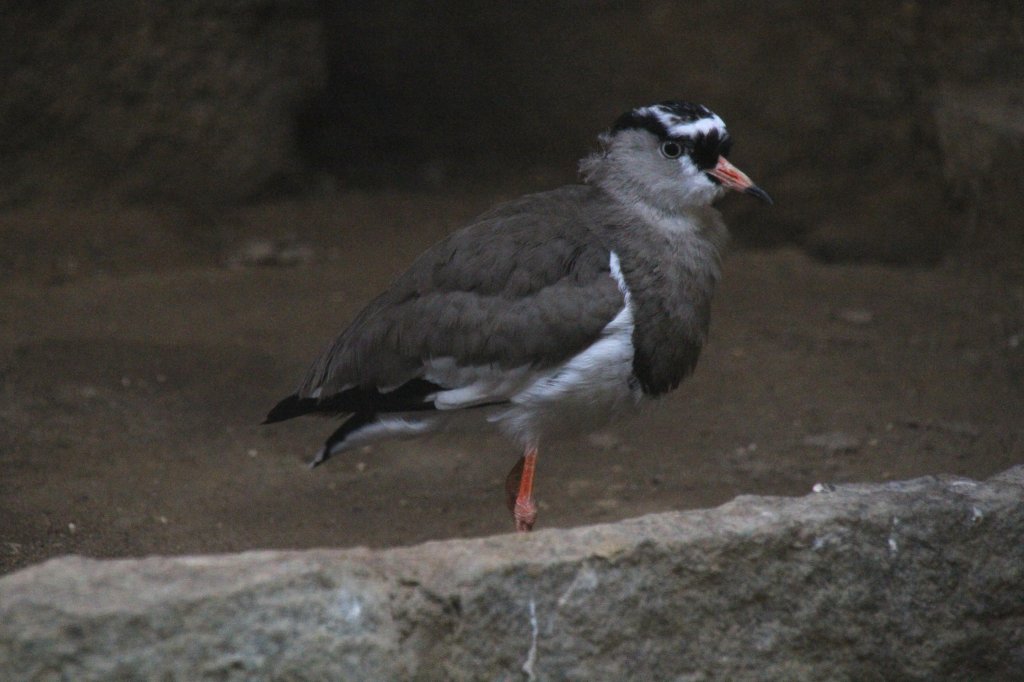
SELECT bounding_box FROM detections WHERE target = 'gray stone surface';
[2,467,1023,680]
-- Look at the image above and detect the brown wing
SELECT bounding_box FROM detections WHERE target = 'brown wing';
[298,186,625,399]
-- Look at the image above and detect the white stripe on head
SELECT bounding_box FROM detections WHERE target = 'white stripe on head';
[640,105,725,138]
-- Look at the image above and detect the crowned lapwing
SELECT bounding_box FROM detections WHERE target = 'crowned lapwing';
[265,101,771,532]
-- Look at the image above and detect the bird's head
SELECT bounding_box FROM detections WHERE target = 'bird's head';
[581,101,772,212]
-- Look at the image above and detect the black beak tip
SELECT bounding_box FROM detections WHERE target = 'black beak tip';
[745,185,773,205]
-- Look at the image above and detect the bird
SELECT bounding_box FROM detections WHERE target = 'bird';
[264,100,771,532]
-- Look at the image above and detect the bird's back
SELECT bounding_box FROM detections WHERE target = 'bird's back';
[297,184,625,401]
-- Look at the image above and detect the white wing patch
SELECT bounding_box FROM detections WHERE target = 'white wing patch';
[331,252,641,451]
[608,251,631,300]
[425,359,537,410]
[423,252,637,417]
[490,251,642,444]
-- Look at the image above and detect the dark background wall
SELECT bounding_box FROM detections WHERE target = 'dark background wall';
[3,0,1023,263]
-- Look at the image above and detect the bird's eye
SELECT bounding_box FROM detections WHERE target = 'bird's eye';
[660,141,683,159]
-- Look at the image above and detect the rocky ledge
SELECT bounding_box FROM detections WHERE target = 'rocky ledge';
[2,467,1022,680]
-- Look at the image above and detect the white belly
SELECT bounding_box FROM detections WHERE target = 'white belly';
[336,250,644,454]
[487,303,643,445]
[431,249,643,446]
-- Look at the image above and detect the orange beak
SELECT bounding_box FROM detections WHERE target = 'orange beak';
[707,156,772,204]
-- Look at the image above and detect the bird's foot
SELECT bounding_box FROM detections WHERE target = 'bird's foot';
[505,448,539,532]
[513,496,537,532]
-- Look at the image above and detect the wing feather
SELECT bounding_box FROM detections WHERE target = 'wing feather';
[299,186,625,403]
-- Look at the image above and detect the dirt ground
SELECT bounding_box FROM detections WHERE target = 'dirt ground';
[2,193,1022,576]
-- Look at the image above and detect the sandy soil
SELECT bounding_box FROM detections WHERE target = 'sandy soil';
[2,194,1022,575]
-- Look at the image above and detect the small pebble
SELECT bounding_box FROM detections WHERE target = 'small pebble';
[227,238,315,268]
[803,432,861,454]
[838,308,874,325]
[587,432,620,450]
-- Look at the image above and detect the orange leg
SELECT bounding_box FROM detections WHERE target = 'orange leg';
[504,446,539,532]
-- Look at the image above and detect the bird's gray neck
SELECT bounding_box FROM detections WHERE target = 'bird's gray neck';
[581,186,726,306]
[580,152,729,255]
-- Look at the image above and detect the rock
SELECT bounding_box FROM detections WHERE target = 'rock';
[801,178,959,266]
[225,238,316,268]
[1,1,324,206]
[803,431,863,454]
[2,466,1023,680]
[585,431,621,451]
[935,83,1024,264]
[837,308,874,325]
[3,0,1022,271]
[898,419,982,442]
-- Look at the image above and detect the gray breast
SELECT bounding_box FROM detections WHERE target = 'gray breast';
[590,208,725,396]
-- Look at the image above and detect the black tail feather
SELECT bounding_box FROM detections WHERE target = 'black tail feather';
[263,378,444,425]
[262,394,318,424]
[310,412,377,468]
